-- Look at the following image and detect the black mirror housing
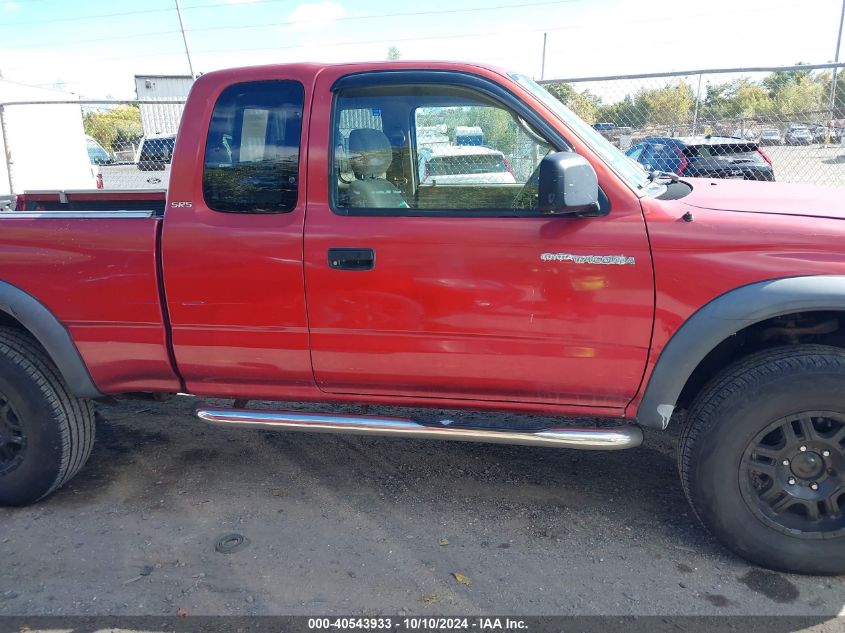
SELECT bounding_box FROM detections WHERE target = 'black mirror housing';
[538,151,600,215]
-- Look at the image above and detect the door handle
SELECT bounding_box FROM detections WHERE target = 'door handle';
[327,248,375,271]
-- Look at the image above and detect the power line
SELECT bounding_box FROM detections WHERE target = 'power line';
[0,0,806,52]
[6,29,183,50]
[0,0,580,45]
[0,5,174,27]
[186,0,582,31]
[2,0,839,77]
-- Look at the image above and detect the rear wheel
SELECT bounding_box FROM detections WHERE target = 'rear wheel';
[0,327,95,506]
[679,345,845,574]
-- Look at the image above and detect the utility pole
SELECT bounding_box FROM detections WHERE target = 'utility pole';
[175,0,195,78]
[830,0,845,117]
[540,32,547,80]
[692,73,703,135]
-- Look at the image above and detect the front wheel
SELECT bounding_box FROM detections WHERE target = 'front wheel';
[679,345,845,574]
[0,327,95,506]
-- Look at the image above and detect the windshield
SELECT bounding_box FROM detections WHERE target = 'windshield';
[509,73,658,194]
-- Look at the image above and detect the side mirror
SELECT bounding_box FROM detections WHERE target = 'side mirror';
[538,151,600,215]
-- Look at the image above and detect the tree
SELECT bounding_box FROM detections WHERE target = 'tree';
[597,95,647,128]
[386,46,401,61]
[634,82,694,127]
[702,79,773,119]
[543,82,601,124]
[773,75,825,117]
[762,64,812,99]
[83,105,143,153]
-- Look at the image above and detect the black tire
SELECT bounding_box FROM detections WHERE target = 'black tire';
[0,327,95,506]
[679,344,845,575]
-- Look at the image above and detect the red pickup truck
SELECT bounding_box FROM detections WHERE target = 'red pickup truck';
[2,61,845,575]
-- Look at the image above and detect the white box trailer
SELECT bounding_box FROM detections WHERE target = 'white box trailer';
[0,79,96,205]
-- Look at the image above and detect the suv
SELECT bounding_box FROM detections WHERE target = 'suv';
[626,136,774,181]
[786,126,814,146]
[136,134,176,172]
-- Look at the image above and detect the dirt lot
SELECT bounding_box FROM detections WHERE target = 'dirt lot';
[766,144,845,186]
[0,397,844,618]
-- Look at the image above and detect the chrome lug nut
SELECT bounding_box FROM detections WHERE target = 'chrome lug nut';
[787,477,796,485]
[799,446,807,452]
[782,459,790,466]
[822,450,831,457]
[810,483,819,491]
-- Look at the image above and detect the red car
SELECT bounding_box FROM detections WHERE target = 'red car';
[2,61,845,575]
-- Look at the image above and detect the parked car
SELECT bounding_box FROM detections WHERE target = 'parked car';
[133,133,175,186]
[85,135,112,165]
[593,122,616,132]
[785,126,814,145]
[6,61,845,575]
[730,129,757,141]
[136,134,176,171]
[811,126,828,143]
[625,136,774,181]
[759,129,782,145]
[418,145,516,185]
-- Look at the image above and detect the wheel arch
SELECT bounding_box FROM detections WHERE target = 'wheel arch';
[636,276,845,429]
[0,280,102,398]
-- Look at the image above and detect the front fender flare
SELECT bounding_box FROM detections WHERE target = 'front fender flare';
[636,275,845,429]
[0,280,102,398]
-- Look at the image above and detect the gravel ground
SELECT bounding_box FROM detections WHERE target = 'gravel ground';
[0,396,843,618]
[765,144,845,186]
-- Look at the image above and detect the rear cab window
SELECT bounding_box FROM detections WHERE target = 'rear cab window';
[202,80,305,214]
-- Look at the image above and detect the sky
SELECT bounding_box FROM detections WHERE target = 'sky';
[0,0,842,99]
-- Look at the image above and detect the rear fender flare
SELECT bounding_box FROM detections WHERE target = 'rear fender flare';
[636,276,845,429]
[0,280,101,398]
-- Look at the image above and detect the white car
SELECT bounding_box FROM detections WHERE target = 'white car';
[418,145,517,185]
[759,129,782,146]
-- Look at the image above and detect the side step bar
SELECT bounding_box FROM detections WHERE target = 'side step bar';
[195,407,643,451]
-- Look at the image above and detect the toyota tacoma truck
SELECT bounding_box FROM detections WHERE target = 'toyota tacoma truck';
[2,61,845,575]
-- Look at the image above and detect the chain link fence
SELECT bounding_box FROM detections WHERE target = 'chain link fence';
[540,63,845,186]
[2,63,845,204]
[0,98,185,203]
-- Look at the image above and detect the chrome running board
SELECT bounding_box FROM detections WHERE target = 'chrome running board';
[195,407,643,451]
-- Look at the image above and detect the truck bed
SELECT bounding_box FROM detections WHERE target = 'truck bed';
[0,188,179,393]
[12,189,167,213]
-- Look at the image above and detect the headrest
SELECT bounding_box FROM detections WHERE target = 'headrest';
[348,128,393,178]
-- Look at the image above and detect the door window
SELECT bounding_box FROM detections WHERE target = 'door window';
[331,83,554,215]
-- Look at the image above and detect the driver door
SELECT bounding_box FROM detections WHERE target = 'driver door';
[303,71,654,408]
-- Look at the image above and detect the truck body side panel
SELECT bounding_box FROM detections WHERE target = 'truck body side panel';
[626,189,845,421]
[0,216,178,393]
[160,65,321,398]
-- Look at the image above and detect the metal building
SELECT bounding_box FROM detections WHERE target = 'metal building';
[134,75,193,137]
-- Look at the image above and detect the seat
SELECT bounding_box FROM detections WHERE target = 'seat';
[205,135,232,167]
[347,129,407,209]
